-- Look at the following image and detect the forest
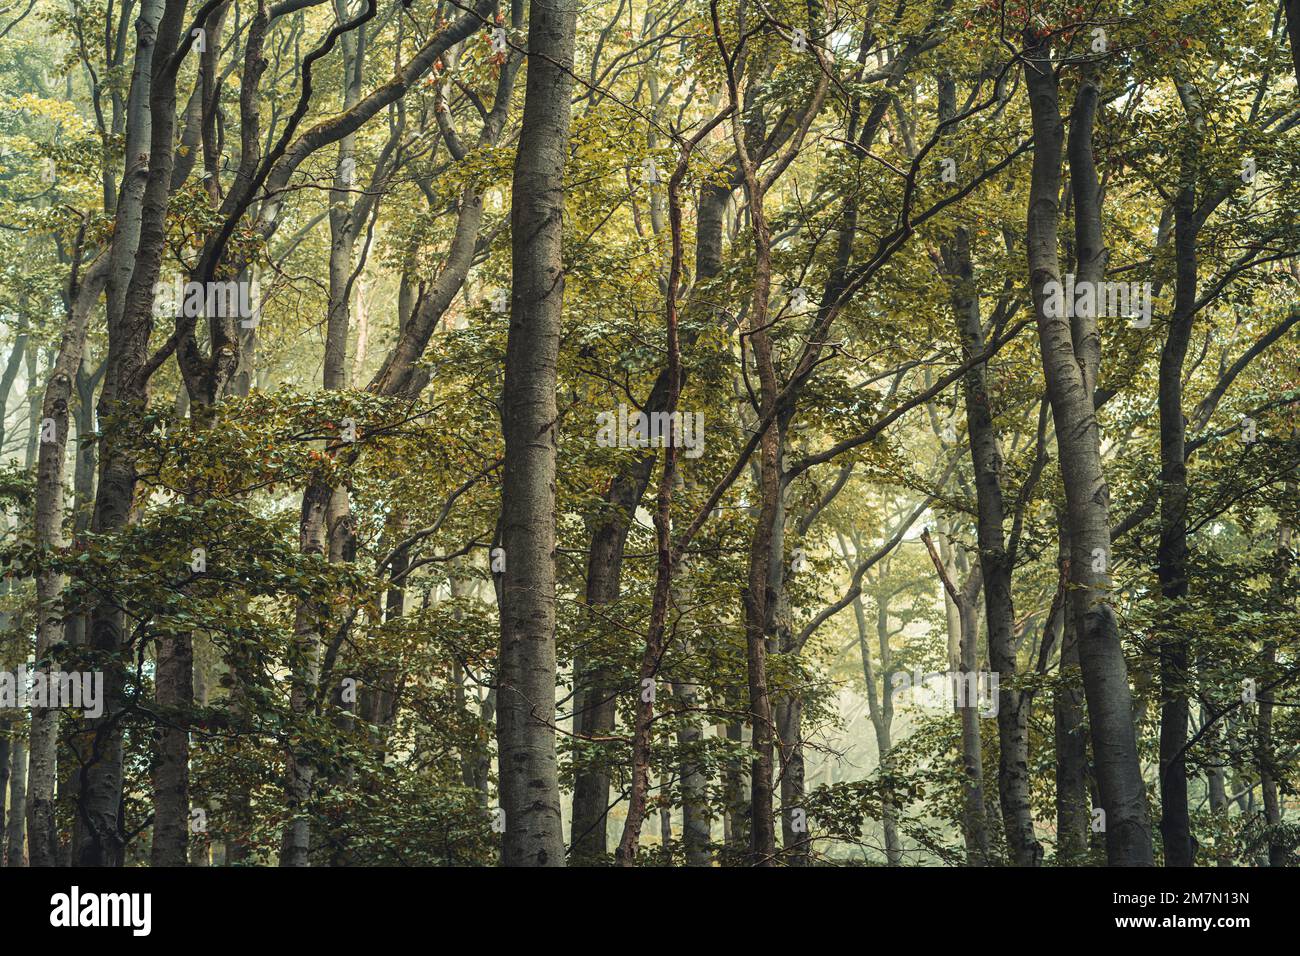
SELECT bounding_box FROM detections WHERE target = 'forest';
[0,0,1296,869]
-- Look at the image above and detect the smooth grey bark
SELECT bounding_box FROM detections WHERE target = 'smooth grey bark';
[1052,519,1091,864]
[5,736,25,865]
[148,0,242,868]
[53,355,100,864]
[27,247,107,867]
[279,482,330,866]
[935,74,1040,861]
[1023,37,1153,866]
[672,662,711,866]
[954,255,1040,865]
[77,0,188,868]
[102,0,162,339]
[769,438,809,867]
[925,518,990,865]
[324,0,364,395]
[494,0,576,867]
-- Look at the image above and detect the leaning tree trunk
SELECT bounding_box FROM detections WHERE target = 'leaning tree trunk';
[570,183,728,862]
[569,454,653,862]
[494,0,576,867]
[936,84,1042,864]
[76,0,187,868]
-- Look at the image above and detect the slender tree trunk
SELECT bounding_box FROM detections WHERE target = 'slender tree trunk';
[927,530,990,864]
[0,329,28,456]
[494,0,576,867]
[1260,517,1292,865]
[0,733,9,863]
[277,6,365,867]
[279,484,330,866]
[570,183,728,861]
[769,458,808,866]
[75,0,186,868]
[1155,157,1198,868]
[673,668,711,865]
[5,736,26,865]
[935,82,1041,860]
[726,71,782,869]
[569,457,651,862]
[957,587,990,865]
[28,243,103,867]
[147,3,242,868]
[854,589,901,864]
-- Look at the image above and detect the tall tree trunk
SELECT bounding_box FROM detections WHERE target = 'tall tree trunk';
[5,735,26,865]
[769,452,808,866]
[148,1,240,867]
[494,0,576,867]
[1155,148,1198,868]
[77,0,187,867]
[935,73,1041,860]
[1022,37,1153,866]
[726,71,783,869]
[776,692,806,864]
[278,484,329,866]
[1260,516,1292,865]
[672,664,711,865]
[28,240,104,867]
[278,4,365,866]
[613,110,731,864]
